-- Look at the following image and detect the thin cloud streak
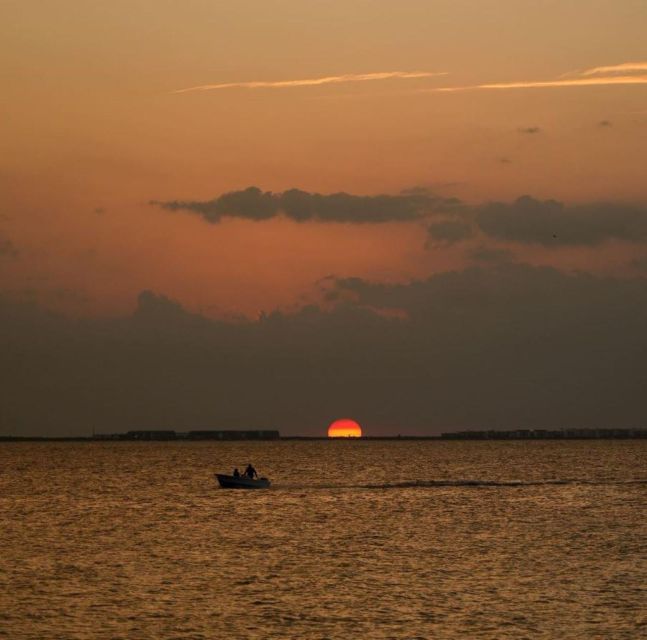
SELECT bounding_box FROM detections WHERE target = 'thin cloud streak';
[582,61,647,76]
[174,71,447,94]
[433,75,647,93]
[430,60,647,94]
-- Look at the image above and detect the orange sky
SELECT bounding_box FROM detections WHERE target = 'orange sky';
[2,0,647,317]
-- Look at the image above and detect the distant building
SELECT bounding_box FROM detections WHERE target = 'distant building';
[126,430,177,440]
[186,430,280,441]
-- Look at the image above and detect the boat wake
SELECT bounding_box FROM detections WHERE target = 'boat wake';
[275,478,647,490]
[361,478,647,489]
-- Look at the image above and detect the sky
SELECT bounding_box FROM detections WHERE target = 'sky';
[2,1,647,436]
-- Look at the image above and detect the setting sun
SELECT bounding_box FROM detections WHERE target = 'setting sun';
[327,419,362,438]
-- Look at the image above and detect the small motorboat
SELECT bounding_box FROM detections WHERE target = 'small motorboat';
[215,473,271,489]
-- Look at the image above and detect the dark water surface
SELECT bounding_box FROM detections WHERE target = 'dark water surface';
[1,440,645,639]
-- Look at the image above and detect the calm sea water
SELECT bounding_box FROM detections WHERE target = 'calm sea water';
[1,440,645,639]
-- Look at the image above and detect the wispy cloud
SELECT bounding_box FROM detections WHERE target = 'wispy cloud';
[174,71,446,94]
[582,61,647,76]
[431,61,647,93]
[436,75,647,93]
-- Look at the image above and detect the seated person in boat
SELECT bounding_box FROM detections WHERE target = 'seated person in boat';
[233,467,241,478]
[244,463,258,478]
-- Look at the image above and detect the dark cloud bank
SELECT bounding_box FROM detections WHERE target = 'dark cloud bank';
[152,186,460,224]
[477,196,647,246]
[3,262,647,436]
[154,188,647,249]
[426,197,647,248]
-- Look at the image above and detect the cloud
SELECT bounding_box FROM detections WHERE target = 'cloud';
[438,75,647,93]
[174,71,447,94]
[582,62,647,76]
[153,187,647,249]
[431,61,647,93]
[476,196,647,246]
[4,261,647,435]
[153,186,647,251]
[152,186,460,224]
[427,220,473,245]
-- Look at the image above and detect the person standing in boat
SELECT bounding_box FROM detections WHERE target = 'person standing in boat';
[244,463,258,479]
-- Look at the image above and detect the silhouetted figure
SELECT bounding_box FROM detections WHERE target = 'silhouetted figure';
[233,468,240,478]
[245,463,258,479]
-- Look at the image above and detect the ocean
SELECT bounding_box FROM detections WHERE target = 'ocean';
[1,440,645,639]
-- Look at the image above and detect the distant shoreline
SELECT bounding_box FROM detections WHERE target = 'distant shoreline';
[0,435,442,442]
[2,428,646,442]
[0,436,444,442]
